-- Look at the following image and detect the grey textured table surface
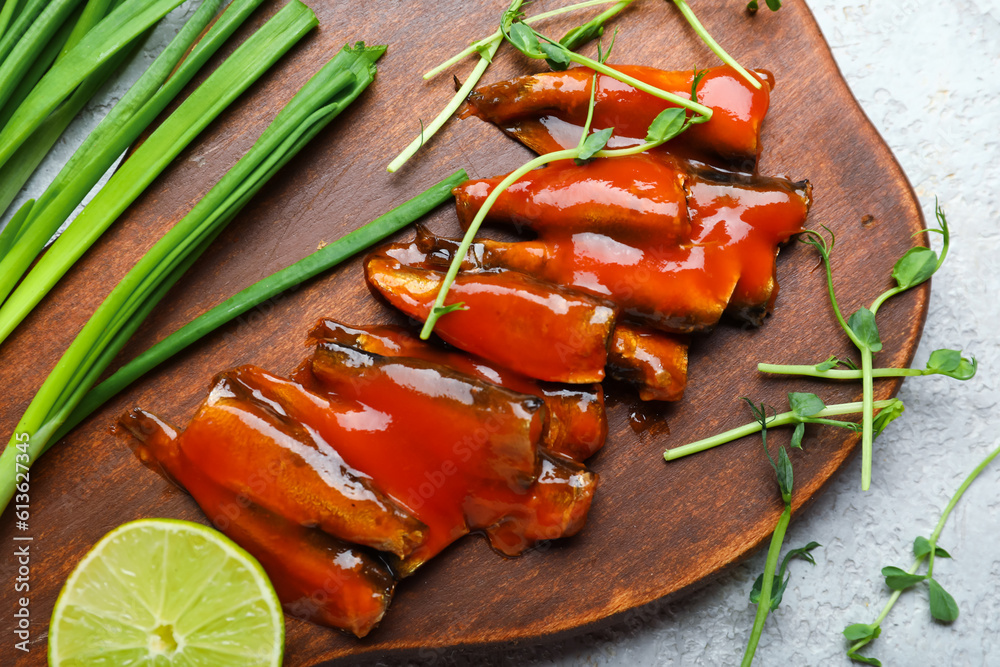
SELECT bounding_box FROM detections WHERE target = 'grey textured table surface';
[4,1,997,666]
[511,2,1000,666]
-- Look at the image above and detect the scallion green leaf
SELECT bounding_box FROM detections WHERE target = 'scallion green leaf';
[0,0,291,344]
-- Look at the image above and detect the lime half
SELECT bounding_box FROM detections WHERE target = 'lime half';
[49,518,284,666]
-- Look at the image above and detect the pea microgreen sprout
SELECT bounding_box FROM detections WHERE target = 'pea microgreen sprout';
[386,0,524,173]
[740,399,805,667]
[758,206,961,491]
[749,541,821,611]
[757,349,977,382]
[671,0,762,89]
[746,0,782,14]
[423,0,632,80]
[418,30,711,340]
[663,392,903,461]
[843,441,1000,666]
[390,0,634,173]
[502,21,714,118]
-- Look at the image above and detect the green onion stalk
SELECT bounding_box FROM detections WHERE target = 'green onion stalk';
[0,0,281,345]
[0,38,386,514]
[51,169,467,445]
[0,0,262,223]
[0,0,187,171]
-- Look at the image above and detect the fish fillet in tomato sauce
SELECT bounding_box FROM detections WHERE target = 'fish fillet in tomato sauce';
[308,318,608,462]
[368,235,694,400]
[118,408,395,638]
[462,65,771,168]
[442,166,811,330]
[297,343,597,573]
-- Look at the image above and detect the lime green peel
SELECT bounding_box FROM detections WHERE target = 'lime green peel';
[49,518,284,666]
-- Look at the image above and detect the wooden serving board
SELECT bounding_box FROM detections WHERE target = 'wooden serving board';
[0,1,927,664]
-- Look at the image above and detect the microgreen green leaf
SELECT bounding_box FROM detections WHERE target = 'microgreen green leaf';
[927,578,960,622]
[892,247,938,290]
[814,355,860,372]
[558,0,632,53]
[539,40,571,70]
[431,302,469,317]
[560,21,604,50]
[881,566,926,591]
[789,392,826,418]
[785,541,821,565]
[690,68,708,102]
[926,349,977,380]
[749,572,789,610]
[848,307,882,352]
[750,541,821,609]
[776,446,793,502]
[843,623,880,642]
[871,399,905,438]
[913,537,951,559]
[790,422,805,450]
[645,107,686,143]
[766,0,782,10]
[505,20,542,57]
[847,651,883,667]
[473,40,493,62]
[575,127,614,163]
[928,348,961,372]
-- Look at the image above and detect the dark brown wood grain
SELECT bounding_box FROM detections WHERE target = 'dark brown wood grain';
[0,1,927,665]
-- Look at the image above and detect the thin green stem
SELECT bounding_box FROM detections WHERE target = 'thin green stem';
[576,74,599,150]
[757,363,926,379]
[565,48,713,118]
[423,0,620,79]
[848,441,1000,662]
[389,0,524,172]
[860,347,874,491]
[821,252,861,348]
[932,441,1000,542]
[672,0,761,89]
[664,400,898,461]
[419,148,577,337]
[869,286,904,317]
[741,503,791,666]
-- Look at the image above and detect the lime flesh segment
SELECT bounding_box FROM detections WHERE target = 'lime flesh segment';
[49,518,284,666]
